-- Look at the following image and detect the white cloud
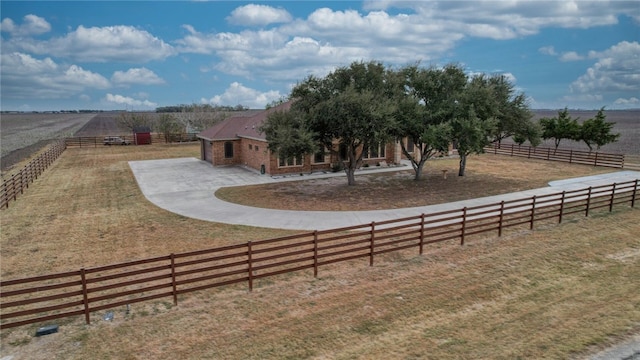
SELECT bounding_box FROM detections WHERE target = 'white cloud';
[0,52,110,99]
[562,94,604,102]
[227,4,292,26]
[570,41,640,94]
[6,25,175,63]
[1,14,51,36]
[559,51,585,62]
[202,82,282,109]
[112,67,165,86]
[614,97,639,105]
[371,1,633,37]
[538,46,557,56]
[104,93,157,108]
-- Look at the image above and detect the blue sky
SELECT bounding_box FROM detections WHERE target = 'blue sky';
[1,1,639,111]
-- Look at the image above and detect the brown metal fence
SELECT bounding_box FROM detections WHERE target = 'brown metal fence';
[485,143,625,168]
[64,133,198,147]
[1,179,637,330]
[0,140,66,209]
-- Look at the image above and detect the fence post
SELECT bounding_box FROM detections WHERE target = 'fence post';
[170,253,178,306]
[632,180,637,208]
[80,268,90,325]
[559,191,565,224]
[419,214,425,255]
[594,152,599,167]
[369,222,375,266]
[313,231,318,278]
[12,176,17,201]
[530,195,537,230]
[460,207,467,246]
[585,187,592,217]
[247,241,253,291]
[498,201,505,237]
[609,183,616,212]
[511,144,514,156]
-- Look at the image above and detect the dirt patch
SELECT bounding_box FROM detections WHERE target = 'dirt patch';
[216,155,616,211]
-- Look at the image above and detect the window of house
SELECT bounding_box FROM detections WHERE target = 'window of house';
[224,141,234,158]
[363,142,386,159]
[406,138,415,153]
[255,145,259,151]
[339,143,348,161]
[278,154,303,167]
[249,144,253,150]
[313,146,329,164]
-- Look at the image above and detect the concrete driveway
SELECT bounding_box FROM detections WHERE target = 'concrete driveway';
[129,157,639,231]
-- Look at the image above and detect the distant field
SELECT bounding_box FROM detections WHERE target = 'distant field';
[1,113,97,158]
[531,109,640,155]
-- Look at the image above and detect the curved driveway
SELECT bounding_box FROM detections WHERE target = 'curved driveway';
[129,157,639,231]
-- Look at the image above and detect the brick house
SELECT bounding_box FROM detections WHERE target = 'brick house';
[197,101,400,176]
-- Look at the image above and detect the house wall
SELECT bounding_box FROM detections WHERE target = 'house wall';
[240,138,270,173]
[211,140,242,166]
[206,138,398,176]
[266,142,396,176]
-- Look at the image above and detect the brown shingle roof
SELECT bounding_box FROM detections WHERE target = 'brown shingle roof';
[197,101,293,142]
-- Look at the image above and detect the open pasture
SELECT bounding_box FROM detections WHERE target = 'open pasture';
[1,143,639,359]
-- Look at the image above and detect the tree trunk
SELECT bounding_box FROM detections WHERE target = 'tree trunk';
[346,167,356,186]
[458,154,467,176]
[345,145,359,186]
[414,159,427,180]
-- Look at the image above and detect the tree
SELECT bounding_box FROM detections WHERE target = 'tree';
[157,113,183,142]
[451,107,495,176]
[578,107,620,152]
[513,120,543,147]
[263,60,397,186]
[117,112,152,132]
[265,96,289,110]
[539,108,580,152]
[486,75,535,145]
[449,74,500,176]
[259,108,317,160]
[392,64,466,180]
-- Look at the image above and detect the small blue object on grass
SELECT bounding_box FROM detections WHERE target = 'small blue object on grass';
[103,311,114,321]
[35,325,58,336]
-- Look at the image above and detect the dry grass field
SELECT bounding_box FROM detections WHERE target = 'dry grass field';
[1,142,639,359]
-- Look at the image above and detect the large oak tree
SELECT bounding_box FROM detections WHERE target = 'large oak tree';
[262,61,397,186]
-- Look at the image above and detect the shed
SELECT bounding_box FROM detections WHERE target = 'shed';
[133,126,152,145]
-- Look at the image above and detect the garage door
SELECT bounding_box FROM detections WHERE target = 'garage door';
[202,141,212,162]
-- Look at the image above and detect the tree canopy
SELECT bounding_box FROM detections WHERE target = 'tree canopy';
[540,108,581,152]
[261,60,535,184]
[577,107,620,151]
[393,64,466,180]
[263,61,397,185]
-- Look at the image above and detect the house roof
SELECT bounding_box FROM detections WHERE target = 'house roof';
[197,100,293,142]
[133,126,152,133]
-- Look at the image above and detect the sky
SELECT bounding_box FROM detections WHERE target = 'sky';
[1,1,639,112]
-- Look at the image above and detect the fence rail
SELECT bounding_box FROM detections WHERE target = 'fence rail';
[0,141,66,209]
[1,179,637,330]
[64,133,198,147]
[484,143,625,168]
